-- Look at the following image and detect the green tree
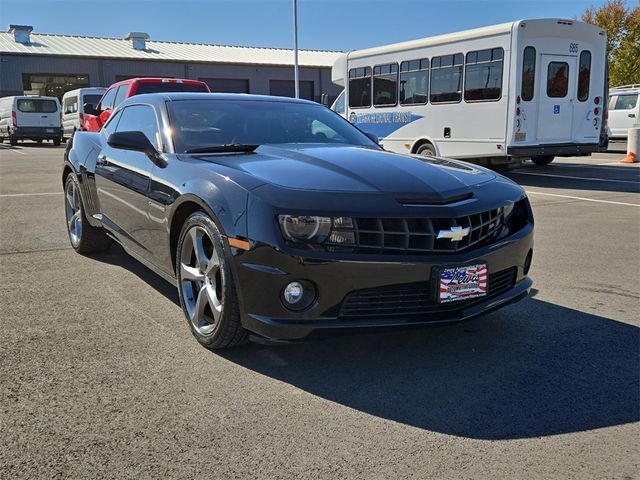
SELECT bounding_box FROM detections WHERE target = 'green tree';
[581,0,640,87]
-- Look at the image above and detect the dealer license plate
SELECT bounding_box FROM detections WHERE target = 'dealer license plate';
[438,264,488,303]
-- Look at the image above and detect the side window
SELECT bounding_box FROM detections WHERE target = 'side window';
[577,51,591,102]
[63,97,78,114]
[373,63,398,107]
[464,48,503,101]
[521,47,536,101]
[613,94,638,110]
[113,85,129,108]
[348,67,371,108]
[400,59,429,105]
[115,105,159,148]
[547,62,569,98]
[430,53,463,103]
[102,109,122,138]
[99,88,117,111]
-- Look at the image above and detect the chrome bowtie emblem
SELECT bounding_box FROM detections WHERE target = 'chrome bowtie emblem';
[437,226,470,242]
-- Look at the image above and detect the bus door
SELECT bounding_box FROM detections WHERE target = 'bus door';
[536,55,577,143]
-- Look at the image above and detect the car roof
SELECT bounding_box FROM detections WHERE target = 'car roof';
[120,92,318,106]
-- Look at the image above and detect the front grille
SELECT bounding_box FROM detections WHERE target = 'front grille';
[339,267,517,318]
[325,208,506,255]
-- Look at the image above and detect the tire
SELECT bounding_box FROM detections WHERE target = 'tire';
[531,155,554,166]
[53,138,61,146]
[36,139,42,144]
[176,211,248,349]
[9,137,17,146]
[416,142,437,157]
[64,173,111,254]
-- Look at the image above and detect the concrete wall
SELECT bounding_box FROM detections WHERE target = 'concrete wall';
[0,54,342,101]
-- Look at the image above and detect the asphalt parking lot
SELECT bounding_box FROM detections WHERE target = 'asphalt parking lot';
[1,143,638,479]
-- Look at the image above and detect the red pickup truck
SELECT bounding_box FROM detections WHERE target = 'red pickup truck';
[83,77,210,132]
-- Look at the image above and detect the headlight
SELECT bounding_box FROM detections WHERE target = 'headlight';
[502,202,515,223]
[278,215,332,243]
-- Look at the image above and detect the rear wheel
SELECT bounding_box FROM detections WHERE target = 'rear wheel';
[9,137,17,146]
[531,155,555,166]
[64,173,111,254]
[416,142,437,157]
[176,212,248,349]
[53,138,61,146]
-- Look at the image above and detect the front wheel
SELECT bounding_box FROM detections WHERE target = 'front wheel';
[9,137,17,146]
[176,212,248,349]
[531,155,554,166]
[64,173,111,254]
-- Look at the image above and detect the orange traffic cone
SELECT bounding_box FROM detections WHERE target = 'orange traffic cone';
[621,128,639,163]
[621,151,637,163]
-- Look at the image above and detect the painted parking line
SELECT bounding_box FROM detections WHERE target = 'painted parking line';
[526,190,640,207]
[511,171,639,185]
[0,145,25,155]
[0,192,61,197]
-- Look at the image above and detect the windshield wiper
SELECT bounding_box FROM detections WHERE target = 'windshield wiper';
[185,144,259,154]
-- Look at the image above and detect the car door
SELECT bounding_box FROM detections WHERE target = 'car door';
[94,103,159,255]
[608,93,638,137]
[536,55,577,143]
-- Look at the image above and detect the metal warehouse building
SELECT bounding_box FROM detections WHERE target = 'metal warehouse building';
[0,25,342,102]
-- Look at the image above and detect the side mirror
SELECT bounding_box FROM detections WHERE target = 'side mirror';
[364,132,379,145]
[107,131,165,166]
[83,103,96,115]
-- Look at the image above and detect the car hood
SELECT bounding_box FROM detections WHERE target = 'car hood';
[189,144,496,202]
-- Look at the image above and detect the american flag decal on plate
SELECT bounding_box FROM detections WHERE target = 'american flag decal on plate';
[438,263,488,303]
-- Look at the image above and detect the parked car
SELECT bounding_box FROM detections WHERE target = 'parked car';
[83,78,210,132]
[608,84,640,140]
[63,93,534,349]
[62,87,106,141]
[0,95,62,145]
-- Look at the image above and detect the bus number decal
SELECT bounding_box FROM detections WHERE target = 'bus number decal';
[569,43,579,53]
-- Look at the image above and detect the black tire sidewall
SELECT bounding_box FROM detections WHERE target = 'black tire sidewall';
[176,211,241,348]
[417,143,436,157]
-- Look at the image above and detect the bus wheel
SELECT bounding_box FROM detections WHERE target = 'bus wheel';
[531,155,555,166]
[416,143,437,157]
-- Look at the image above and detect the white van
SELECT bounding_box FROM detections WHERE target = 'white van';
[0,96,63,145]
[61,87,106,141]
[608,85,639,140]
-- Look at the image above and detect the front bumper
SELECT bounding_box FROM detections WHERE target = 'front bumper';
[10,126,63,139]
[231,223,534,341]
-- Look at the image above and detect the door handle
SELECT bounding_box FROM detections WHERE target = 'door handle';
[96,155,107,166]
[629,114,636,118]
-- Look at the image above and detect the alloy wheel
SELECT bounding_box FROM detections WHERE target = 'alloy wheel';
[65,179,82,248]
[179,226,224,336]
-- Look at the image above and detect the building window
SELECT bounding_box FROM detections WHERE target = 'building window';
[22,74,89,99]
[200,78,250,94]
[400,59,428,105]
[464,48,503,101]
[269,80,314,101]
[521,47,536,101]
[430,54,463,103]
[547,62,569,98]
[577,51,591,102]
[373,63,398,107]
[348,67,371,108]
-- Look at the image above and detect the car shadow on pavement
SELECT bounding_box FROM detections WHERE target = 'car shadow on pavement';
[506,163,640,195]
[221,298,639,440]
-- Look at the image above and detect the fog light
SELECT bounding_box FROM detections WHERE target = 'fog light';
[283,282,304,305]
[281,280,316,311]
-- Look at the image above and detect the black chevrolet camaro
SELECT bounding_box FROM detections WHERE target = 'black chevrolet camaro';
[63,93,533,349]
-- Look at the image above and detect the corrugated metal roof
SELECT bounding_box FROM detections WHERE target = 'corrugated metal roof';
[0,31,342,67]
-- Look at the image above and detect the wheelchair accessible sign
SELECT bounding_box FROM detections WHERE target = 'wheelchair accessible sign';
[553,105,560,114]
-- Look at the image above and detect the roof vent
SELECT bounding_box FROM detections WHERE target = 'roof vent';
[124,32,150,50]
[8,24,33,44]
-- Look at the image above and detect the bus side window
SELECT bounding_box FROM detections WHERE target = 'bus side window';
[400,59,429,105]
[577,50,591,101]
[430,53,463,103]
[464,48,503,102]
[373,63,398,107]
[349,67,372,108]
[521,47,536,101]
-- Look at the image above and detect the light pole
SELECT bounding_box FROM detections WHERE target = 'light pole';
[293,0,299,98]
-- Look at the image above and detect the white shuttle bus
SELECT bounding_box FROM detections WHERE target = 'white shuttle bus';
[330,19,607,166]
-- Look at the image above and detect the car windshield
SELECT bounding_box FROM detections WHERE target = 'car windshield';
[168,99,378,153]
[83,94,103,106]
